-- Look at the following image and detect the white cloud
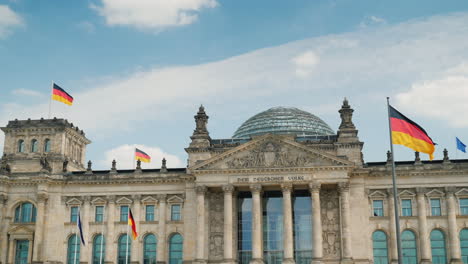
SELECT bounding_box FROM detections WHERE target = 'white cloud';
[359,15,387,28]
[292,51,320,78]
[11,88,44,97]
[0,5,23,38]
[99,144,184,169]
[77,21,96,33]
[396,63,468,127]
[90,0,218,31]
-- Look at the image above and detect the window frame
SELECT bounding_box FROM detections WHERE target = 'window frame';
[70,206,79,223]
[430,198,442,216]
[92,234,105,264]
[95,206,104,223]
[143,234,157,264]
[170,204,181,221]
[401,199,413,217]
[459,198,468,216]
[430,229,447,264]
[120,205,129,222]
[372,230,389,264]
[31,139,38,153]
[18,139,25,153]
[14,202,37,223]
[145,205,155,222]
[44,138,51,152]
[372,200,384,217]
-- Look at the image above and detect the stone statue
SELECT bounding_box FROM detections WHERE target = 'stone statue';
[62,158,68,173]
[40,155,51,172]
[0,155,11,174]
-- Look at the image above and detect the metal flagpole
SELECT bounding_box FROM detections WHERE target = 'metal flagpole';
[387,97,403,264]
[100,205,105,264]
[74,207,79,264]
[48,81,53,119]
[126,211,129,264]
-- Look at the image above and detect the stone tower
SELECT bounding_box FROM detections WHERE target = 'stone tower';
[0,118,91,174]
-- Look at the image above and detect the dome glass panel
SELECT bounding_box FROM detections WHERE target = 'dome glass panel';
[232,107,334,138]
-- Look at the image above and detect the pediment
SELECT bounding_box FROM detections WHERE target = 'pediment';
[167,195,184,203]
[91,197,107,205]
[456,188,468,197]
[369,190,387,198]
[8,225,34,234]
[141,196,158,204]
[192,134,353,171]
[116,197,133,204]
[426,189,445,197]
[66,198,82,206]
[399,190,416,197]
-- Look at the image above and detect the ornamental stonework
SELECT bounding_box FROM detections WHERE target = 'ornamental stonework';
[321,189,341,259]
[208,192,224,261]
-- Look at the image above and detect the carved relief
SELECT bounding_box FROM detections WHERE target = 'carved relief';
[208,192,224,260]
[321,189,341,259]
[225,141,327,169]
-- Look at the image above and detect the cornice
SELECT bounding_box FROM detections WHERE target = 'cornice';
[192,165,354,175]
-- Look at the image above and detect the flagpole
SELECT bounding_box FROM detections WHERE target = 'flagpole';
[48,81,53,119]
[387,97,403,264]
[126,211,129,264]
[74,207,79,264]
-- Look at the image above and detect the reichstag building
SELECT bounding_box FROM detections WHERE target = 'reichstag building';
[1,99,468,264]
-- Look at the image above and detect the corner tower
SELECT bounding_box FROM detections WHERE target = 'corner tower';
[0,118,91,174]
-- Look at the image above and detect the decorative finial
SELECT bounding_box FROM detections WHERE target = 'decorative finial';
[87,160,92,172]
[189,105,211,148]
[338,98,355,130]
[443,148,450,163]
[161,157,168,172]
[136,159,141,170]
[415,152,420,162]
[386,150,392,163]
[111,159,117,170]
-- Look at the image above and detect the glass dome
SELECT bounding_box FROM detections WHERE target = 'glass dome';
[232,107,335,138]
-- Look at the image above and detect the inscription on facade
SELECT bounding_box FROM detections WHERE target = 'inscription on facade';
[232,175,311,184]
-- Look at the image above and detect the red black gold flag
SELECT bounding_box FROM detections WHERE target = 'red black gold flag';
[389,105,435,160]
[128,208,138,240]
[52,83,73,106]
[135,148,151,163]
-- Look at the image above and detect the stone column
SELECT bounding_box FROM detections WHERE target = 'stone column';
[157,194,167,264]
[416,188,431,264]
[250,184,264,264]
[106,196,116,263]
[338,182,352,263]
[132,195,141,263]
[8,237,15,264]
[282,184,295,264]
[310,182,323,264]
[387,189,398,264]
[195,186,208,263]
[446,188,462,264]
[0,194,8,264]
[223,185,235,264]
[81,197,91,264]
[33,192,48,263]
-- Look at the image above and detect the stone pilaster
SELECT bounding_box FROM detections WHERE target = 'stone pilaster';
[416,188,431,264]
[281,184,295,264]
[106,196,116,263]
[195,186,208,263]
[387,189,398,264]
[0,193,8,264]
[250,184,264,264]
[309,182,323,264]
[338,182,353,264]
[33,192,48,263]
[222,185,235,264]
[157,194,167,264]
[446,188,462,264]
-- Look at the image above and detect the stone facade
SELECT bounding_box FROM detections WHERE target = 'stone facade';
[1,101,468,264]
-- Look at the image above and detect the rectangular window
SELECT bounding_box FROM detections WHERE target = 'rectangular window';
[146,205,155,221]
[402,199,413,216]
[431,199,441,216]
[171,205,181,221]
[120,205,129,222]
[373,200,384,217]
[95,206,104,222]
[70,206,79,223]
[460,198,468,215]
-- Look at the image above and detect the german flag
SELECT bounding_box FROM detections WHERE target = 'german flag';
[128,208,138,240]
[389,105,435,160]
[52,83,73,106]
[135,148,151,163]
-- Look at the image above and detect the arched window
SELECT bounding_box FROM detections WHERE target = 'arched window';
[67,234,80,264]
[372,231,389,264]
[31,139,38,152]
[14,202,36,223]
[460,229,468,264]
[401,230,418,264]
[143,234,157,264]
[92,234,105,264]
[44,139,51,152]
[118,234,131,264]
[168,234,183,264]
[18,140,25,153]
[431,230,447,264]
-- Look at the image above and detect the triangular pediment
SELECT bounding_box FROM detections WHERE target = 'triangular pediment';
[167,195,184,203]
[191,134,353,171]
[91,197,107,205]
[426,189,445,197]
[369,190,387,198]
[116,197,133,204]
[141,196,158,204]
[456,188,468,197]
[66,198,82,206]
[399,190,416,197]
[8,225,34,234]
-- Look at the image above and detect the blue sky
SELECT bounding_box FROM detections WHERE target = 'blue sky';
[1,0,468,169]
